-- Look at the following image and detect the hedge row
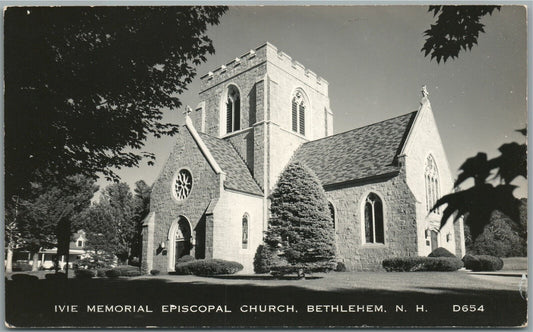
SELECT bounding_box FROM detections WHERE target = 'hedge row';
[174,259,243,276]
[382,257,464,272]
[176,255,195,264]
[462,255,503,271]
[74,265,141,279]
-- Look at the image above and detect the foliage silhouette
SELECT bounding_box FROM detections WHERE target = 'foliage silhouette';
[432,130,526,241]
[4,6,227,200]
[422,5,500,63]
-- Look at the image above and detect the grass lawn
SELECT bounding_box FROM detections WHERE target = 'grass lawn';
[5,270,526,328]
[502,257,528,270]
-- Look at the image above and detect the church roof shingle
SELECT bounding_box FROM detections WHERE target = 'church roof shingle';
[292,111,417,186]
[198,132,263,196]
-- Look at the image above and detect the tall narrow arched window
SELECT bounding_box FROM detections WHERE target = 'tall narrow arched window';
[425,155,440,214]
[328,201,335,229]
[364,193,384,244]
[291,90,306,135]
[242,214,249,249]
[226,85,240,134]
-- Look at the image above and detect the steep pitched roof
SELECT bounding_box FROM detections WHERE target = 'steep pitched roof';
[293,111,417,186]
[198,132,263,196]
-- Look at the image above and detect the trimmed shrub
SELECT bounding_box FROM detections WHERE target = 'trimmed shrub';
[335,262,347,272]
[12,262,32,272]
[382,257,464,272]
[105,269,121,278]
[428,247,456,258]
[462,254,504,271]
[96,269,107,278]
[74,269,96,279]
[45,272,66,280]
[174,259,243,276]
[253,245,277,274]
[150,269,160,276]
[12,274,39,281]
[110,265,141,277]
[176,255,195,264]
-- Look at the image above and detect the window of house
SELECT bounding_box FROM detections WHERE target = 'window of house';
[291,90,306,135]
[425,155,440,214]
[364,193,384,244]
[226,85,240,134]
[242,214,249,249]
[328,201,335,229]
[77,240,83,247]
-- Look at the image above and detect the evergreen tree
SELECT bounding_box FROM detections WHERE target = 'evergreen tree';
[264,162,335,275]
[465,199,527,257]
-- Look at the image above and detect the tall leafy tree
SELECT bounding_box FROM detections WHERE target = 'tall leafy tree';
[100,183,137,263]
[264,162,335,275]
[4,6,227,200]
[5,196,24,273]
[77,203,119,268]
[131,180,152,262]
[422,5,500,63]
[16,175,98,271]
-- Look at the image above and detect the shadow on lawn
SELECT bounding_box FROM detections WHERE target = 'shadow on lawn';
[6,276,527,328]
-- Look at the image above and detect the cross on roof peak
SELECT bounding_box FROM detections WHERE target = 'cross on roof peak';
[421,85,429,98]
[183,105,192,117]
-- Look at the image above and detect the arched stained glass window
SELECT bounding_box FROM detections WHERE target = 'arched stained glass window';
[328,201,335,229]
[425,155,440,214]
[242,214,249,249]
[364,193,384,244]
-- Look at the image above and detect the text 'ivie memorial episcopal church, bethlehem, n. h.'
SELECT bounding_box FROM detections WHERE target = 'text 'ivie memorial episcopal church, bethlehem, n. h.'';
[141,42,466,274]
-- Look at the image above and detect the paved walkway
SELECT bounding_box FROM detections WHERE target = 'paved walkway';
[468,270,527,277]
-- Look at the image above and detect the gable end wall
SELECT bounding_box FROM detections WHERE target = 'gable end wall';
[143,127,220,273]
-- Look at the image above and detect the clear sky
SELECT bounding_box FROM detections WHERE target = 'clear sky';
[95,5,528,199]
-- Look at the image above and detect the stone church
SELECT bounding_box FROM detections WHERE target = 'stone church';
[141,42,466,274]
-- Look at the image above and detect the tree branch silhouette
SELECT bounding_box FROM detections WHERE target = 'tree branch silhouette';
[432,129,526,240]
[422,5,500,63]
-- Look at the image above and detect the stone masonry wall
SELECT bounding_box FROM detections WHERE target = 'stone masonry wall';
[326,174,418,271]
[266,45,330,141]
[145,126,220,273]
[198,46,268,138]
[211,190,263,273]
[196,42,332,194]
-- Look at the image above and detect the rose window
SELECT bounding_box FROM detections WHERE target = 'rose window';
[173,169,192,201]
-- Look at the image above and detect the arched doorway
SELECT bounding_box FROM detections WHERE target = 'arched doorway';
[168,216,193,271]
